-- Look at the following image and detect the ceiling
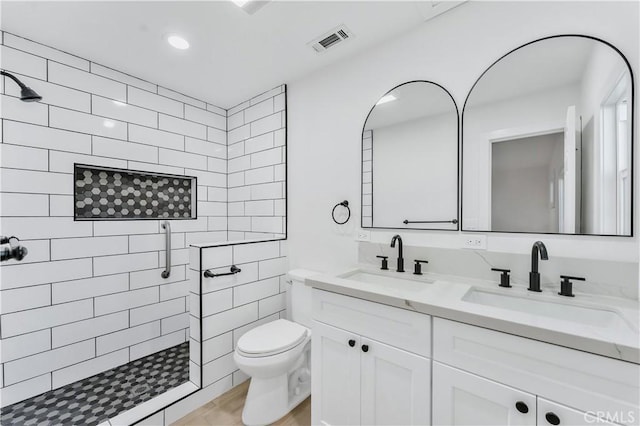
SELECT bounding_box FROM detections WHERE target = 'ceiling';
[0,1,461,108]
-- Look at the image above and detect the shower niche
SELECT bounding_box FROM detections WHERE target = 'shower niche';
[74,164,197,220]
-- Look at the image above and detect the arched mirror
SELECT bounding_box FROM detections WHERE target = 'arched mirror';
[361,81,459,230]
[462,35,633,236]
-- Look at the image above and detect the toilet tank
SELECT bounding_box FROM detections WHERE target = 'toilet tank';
[286,269,318,329]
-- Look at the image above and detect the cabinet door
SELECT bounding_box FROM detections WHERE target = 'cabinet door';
[432,362,536,426]
[312,321,361,426]
[537,398,621,426]
[360,337,431,425]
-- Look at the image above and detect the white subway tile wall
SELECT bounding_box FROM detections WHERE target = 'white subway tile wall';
[0,32,224,405]
[188,239,288,396]
[226,86,286,240]
[362,129,373,227]
[0,31,288,417]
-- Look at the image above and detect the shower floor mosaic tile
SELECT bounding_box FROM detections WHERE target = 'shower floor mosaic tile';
[1,342,189,426]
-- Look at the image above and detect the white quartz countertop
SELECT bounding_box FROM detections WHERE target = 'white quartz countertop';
[306,265,640,364]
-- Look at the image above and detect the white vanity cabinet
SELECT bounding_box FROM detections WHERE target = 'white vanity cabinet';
[536,398,618,426]
[433,318,638,426]
[311,289,431,426]
[311,321,362,425]
[433,361,536,426]
[432,362,621,426]
[310,287,639,426]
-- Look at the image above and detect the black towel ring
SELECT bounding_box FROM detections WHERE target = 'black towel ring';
[332,200,351,225]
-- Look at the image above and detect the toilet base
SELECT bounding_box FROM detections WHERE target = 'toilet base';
[241,372,311,426]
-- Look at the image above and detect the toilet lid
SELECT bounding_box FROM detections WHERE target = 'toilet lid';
[237,319,308,356]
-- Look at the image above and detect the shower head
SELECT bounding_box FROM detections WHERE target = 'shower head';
[19,86,43,102]
[0,70,43,102]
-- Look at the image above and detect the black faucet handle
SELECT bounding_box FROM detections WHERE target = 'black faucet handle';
[376,255,389,271]
[413,259,429,275]
[491,268,511,288]
[559,275,586,297]
[560,275,586,281]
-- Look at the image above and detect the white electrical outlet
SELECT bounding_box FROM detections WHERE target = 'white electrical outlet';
[462,234,487,250]
[356,229,371,241]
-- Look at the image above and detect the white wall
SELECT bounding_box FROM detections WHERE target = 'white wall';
[371,113,457,229]
[287,1,639,274]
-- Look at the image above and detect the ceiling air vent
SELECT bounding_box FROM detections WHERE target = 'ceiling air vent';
[308,25,354,53]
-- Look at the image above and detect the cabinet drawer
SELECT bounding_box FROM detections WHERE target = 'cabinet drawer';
[433,318,640,424]
[537,398,621,426]
[312,289,431,357]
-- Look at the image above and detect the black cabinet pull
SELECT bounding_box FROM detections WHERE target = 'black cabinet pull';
[515,401,529,414]
[348,339,355,347]
[545,412,560,425]
[361,344,369,353]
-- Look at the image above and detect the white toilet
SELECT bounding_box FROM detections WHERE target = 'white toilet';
[234,269,315,426]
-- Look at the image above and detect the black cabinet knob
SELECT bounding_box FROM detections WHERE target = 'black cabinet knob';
[545,412,560,425]
[348,339,355,347]
[515,401,529,414]
[361,344,369,353]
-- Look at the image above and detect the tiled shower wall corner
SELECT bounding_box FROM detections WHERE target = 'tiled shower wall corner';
[138,240,289,426]
[227,86,287,240]
[0,31,232,406]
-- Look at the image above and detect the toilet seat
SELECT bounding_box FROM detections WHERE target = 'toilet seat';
[237,319,309,358]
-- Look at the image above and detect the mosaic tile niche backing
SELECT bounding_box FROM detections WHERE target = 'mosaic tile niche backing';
[74,164,196,220]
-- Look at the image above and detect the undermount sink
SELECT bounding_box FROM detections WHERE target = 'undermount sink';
[462,288,634,330]
[339,270,432,292]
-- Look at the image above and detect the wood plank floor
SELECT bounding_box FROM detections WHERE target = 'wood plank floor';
[172,381,311,426]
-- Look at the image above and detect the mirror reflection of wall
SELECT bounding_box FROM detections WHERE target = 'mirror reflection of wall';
[463,36,633,236]
[362,81,459,230]
[491,133,564,233]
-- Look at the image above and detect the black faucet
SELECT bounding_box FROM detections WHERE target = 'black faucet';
[529,241,548,292]
[390,235,404,272]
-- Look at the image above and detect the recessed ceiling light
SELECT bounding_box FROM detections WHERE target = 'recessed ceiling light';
[376,94,397,105]
[103,120,115,128]
[167,34,190,50]
[231,0,269,15]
